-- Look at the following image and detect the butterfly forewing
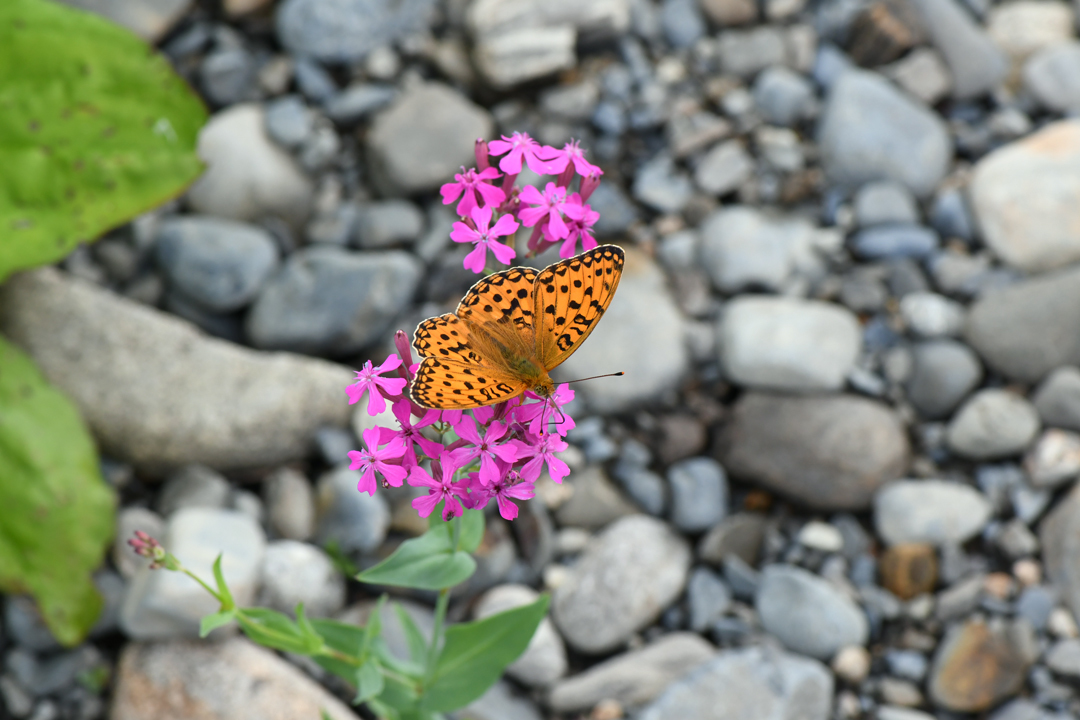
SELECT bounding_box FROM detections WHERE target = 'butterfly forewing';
[534,245,624,370]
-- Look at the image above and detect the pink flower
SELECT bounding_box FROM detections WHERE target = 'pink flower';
[347,355,408,415]
[439,409,464,427]
[409,453,469,520]
[518,183,569,240]
[514,384,576,436]
[540,139,603,178]
[379,399,444,470]
[519,432,570,485]
[487,132,554,175]
[559,197,600,258]
[440,167,506,218]
[475,468,536,521]
[450,205,519,273]
[348,428,407,495]
[452,417,520,486]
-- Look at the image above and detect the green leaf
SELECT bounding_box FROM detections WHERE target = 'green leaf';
[0,337,115,646]
[426,508,484,554]
[199,609,236,638]
[211,554,235,609]
[394,602,430,664]
[354,660,385,704]
[357,525,476,590]
[309,618,366,685]
[236,607,321,656]
[421,596,550,713]
[0,0,206,282]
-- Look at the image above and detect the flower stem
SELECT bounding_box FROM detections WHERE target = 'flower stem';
[424,514,461,682]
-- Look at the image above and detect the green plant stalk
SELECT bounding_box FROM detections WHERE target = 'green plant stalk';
[424,514,461,684]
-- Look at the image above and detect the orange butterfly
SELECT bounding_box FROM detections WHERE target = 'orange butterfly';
[410,245,624,409]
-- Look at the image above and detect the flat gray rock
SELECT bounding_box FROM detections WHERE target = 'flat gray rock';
[276,0,436,63]
[1040,483,1080,624]
[905,0,1008,99]
[905,340,983,419]
[59,0,191,41]
[965,263,1080,382]
[315,466,391,555]
[0,268,353,472]
[246,246,421,355]
[257,540,345,619]
[874,479,993,546]
[110,637,359,720]
[969,120,1080,273]
[817,69,950,197]
[187,105,313,229]
[756,564,868,659]
[946,389,1041,460]
[638,645,833,720]
[474,27,576,88]
[556,249,689,414]
[552,515,691,653]
[719,393,910,511]
[699,207,821,293]
[667,457,728,533]
[1024,42,1080,114]
[366,82,493,195]
[718,296,860,392]
[1033,366,1080,431]
[548,633,715,712]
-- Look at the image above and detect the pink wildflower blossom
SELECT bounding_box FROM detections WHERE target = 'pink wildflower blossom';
[559,197,600,258]
[379,399,444,470]
[540,139,603,178]
[518,433,571,484]
[514,383,576,436]
[450,205,519,273]
[452,417,519,486]
[440,167,506,218]
[409,453,469,520]
[349,428,407,495]
[487,132,554,175]
[473,467,536,521]
[518,183,569,240]
[346,355,407,415]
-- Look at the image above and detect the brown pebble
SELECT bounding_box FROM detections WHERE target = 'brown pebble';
[929,618,1033,712]
[1013,558,1042,587]
[591,698,624,720]
[880,543,938,600]
[984,572,1016,600]
[743,490,772,512]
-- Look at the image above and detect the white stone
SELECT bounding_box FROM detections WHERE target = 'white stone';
[475,585,567,687]
[900,292,965,338]
[258,540,345,618]
[946,389,1041,460]
[1024,429,1080,488]
[797,521,844,553]
[988,0,1075,61]
[474,27,575,88]
[699,207,822,293]
[874,480,993,547]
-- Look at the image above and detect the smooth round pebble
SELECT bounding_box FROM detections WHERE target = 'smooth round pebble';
[874,480,992,547]
[258,540,345,618]
[314,466,390,555]
[797,521,844,553]
[946,389,1041,460]
[667,457,728,533]
[905,340,983,420]
[831,645,871,684]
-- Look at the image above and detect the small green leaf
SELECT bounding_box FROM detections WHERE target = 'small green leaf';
[236,607,320,655]
[199,609,236,638]
[421,596,550,712]
[395,602,430,664]
[211,554,234,609]
[426,508,484,554]
[0,337,115,646]
[0,0,207,281]
[354,660,385,704]
[357,525,476,590]
[320,711,334,720]
[361,595,386,658]
[310,618,366,685]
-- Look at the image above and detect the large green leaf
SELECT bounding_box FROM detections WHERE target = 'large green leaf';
[0,0,206,282]
[0,337,115,646]
[420,596,550,712]
[357,524,476,591]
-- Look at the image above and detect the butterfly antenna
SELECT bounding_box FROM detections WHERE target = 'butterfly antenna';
[564,371,625,384]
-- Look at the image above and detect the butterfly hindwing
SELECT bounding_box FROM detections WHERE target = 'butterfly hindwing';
[411,356,528,409]
[534,245,624,371]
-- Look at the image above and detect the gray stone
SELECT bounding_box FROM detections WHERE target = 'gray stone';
[354,200,425,249]
[969,120,1080,274]
[752,67,818,127]
[5,646,101,697]
[465,0,632,43]
[1024,429,1080,488]
[687,567,732,631]
[367,82,493,195]
[263,467,315,541]
[475,27,576,88]
[257,540,345,618]
[1040,483,1080,624]
[588,182,640,238]
[187,105,313,229]
[697,512,768,566]
[553,465,638,530]
[306,203,358,246]
[694,140,754,196]
[947,389,1041,460]
[1046,638,1080,678]
[817,69,950,198]
[459,681,543,720]
[264,95,313,149]
[552,515,691,653]
[556,248,689,414]
[883,47,953,105]
[292,57,338,103]
[720,393,910,511]
[0,674,32,717]
[314,466,390,555]
[699,207,821,293]
[905,340,983,419]
[475,585,567,688]
[966,264,1080,382]
[906,0,1008,99]
[200,47,257,107]
[755,126,804,172]
[548,633,715,712]
[1024,42,1080,114]
[111,637,359,720]
[639,646,832,720]
[701,0,758,24]
[900,292,965,338]
[0,269,353,472]
[114,507,166,579]
[157,464,231,516]
[324,83,397,124]
[633,153,694,214]
[849,224,939,260]
[59,0,191,42]
[668,457,728,533]
[1034,366,1080,431]
[276,0,435,63]
[661,0,706,47]
[874,479,993,546]
[121,508,266,639]
[717,27,788,78]
[1015,585,1056,630]
[155,217,278,312]
[718,296,861,392]
[613,464,666,516]
[853,181,919,227]
[246,246,420,355]
[987,0,1074,61]
[539,81,600,123]
[756,564,868,659]
[930,187,975,242]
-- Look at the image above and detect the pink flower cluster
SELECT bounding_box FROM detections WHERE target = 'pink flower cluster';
[440,132,604,273]
[345,332,574,522]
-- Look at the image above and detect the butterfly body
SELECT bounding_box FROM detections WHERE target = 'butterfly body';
[411,245,624,409]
